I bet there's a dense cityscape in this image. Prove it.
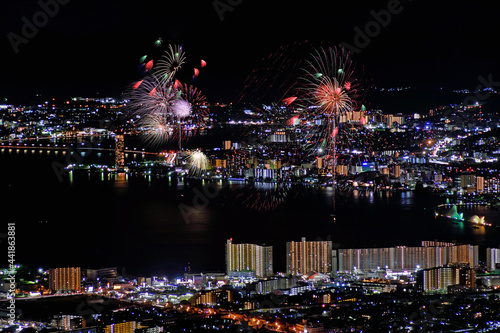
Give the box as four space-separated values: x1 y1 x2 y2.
2 0 500 332
2 85 500 332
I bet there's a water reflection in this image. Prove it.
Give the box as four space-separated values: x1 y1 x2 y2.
4 145 500 254
113 172 129 193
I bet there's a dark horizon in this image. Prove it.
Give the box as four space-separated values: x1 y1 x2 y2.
1 0 499 105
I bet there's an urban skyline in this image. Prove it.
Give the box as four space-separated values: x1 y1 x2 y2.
2 1 500 332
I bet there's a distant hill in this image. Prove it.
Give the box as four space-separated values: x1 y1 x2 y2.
364 87 500 115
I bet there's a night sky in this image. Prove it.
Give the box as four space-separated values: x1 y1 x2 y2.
1 0 498 104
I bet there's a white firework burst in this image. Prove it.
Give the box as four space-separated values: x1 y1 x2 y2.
173 99 192 119
188 150 208 175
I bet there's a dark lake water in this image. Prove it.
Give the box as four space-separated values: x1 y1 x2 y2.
2 144 500 278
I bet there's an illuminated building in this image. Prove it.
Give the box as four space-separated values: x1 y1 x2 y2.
268 131 289 143
460 174 476 192
53 315 82 330
254 277 299 294
214 159 227 168
487 248 500 271
192 289 235 306
64 328 97 333
135 327 163 333
338 243 478 273
115 134 125 168
485 177 499 193
383 114 405 128
449 244 479 266
286 237 333 275
49 267 81 292
476 176 485 192
460 267 477 290
225 239 273 278
336 165 349 175
421 241 456 247
84 267 118 281
338 110 365 123
379 166 389 175
192 290 217 306
423 266 460 293
104 322 142 333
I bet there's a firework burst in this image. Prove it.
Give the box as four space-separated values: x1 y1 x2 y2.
137 113 173 147
313 77 352 115
172 99 192 119
155 44 186 83
178 82 207 106
299 46 361 162
187 150 208 175
126 74 180 118
301 46 359 115
125 43 208 152
125 73 180 148
296 45 363 210
178 83 208 128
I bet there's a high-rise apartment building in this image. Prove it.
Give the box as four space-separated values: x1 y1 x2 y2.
104 322 142 333
225 239 273 278
423 266 460 292
476 176 485 192
286 237 333 275
338 243 478 273
487 248 500 271
49 267 81 292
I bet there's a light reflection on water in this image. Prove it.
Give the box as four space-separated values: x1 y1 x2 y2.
4 146 500 275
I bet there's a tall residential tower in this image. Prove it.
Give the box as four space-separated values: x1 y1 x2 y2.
225 239 273 278
49 267 81 292
286 237 333 275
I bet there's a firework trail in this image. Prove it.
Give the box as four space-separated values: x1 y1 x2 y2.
219 183 299 212
236 41 316 105
187 150 208 176
155 44 186 83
